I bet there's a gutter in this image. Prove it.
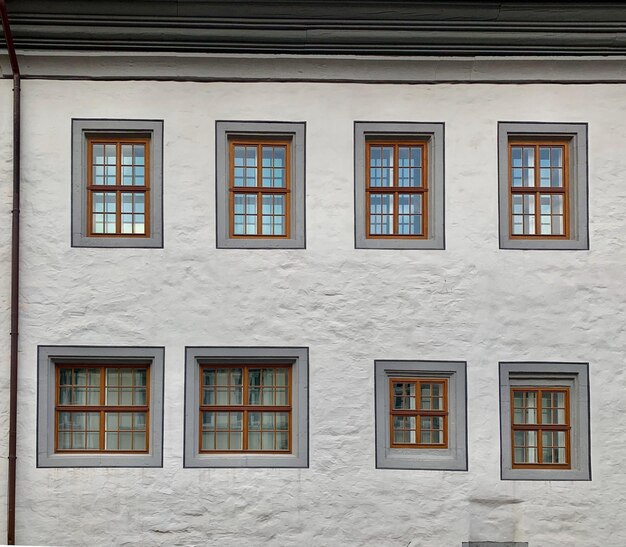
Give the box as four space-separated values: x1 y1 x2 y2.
0 1 20 544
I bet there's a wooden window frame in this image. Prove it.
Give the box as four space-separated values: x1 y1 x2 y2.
389 378 448 449
86 135 151 238
510 387 571 470
54 363 150 454
508 138 570 240
199 364 292 454
228 138 292 239
365 140 428 240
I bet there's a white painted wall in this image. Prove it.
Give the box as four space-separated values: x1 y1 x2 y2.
4 72 626 546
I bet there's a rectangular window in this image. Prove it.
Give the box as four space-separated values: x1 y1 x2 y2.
498 122 588 250
230 140 291 238
185 347 308 468
88 137 150 237
199 365 291 453
390 378 447 448
355 122 444 250
366 141 427 238
216 122 305 249
499 362 590 480
510 388 570 468
72 119 163 248
38 346 164 468
375 360 466 470
509 141 568 238
56 365 150 453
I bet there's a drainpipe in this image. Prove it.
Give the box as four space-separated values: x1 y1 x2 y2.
0 0 20 544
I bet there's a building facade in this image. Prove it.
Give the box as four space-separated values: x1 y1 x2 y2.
1 1 626 546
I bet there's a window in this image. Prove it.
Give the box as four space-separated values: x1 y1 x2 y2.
38 346 164 467
499 362 591 480
199 365 291 453
390 378 448 448
185 347 308 467
216 122 305 249
498 123 588 250
375 360 466 470
56 364 149 453
355 122 445 250
72 119 163 248
510 387 569 469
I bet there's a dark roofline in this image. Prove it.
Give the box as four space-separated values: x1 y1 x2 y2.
4 1 626 56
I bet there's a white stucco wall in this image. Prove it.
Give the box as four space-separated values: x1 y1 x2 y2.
4 72 626 545
0 78 13 545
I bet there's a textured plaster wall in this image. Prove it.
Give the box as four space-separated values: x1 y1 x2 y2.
6 78 626 546
0 78 13 543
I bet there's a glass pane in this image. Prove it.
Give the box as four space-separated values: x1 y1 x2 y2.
276 388 288 405
72 432 85 449
248 432 260 450
106 389 118 405
133 432 146 450
216 413 229 430
276 413 289 430
59 387 71 405
120 389 132 405
202 432 215 450
511 147 522 167
262 389 274 405
106 433 118 450
248 387 260 405
216 388 228 405
276 432 289 450
275 368 288 386
230 388 242 405
86 433 99 450
215 432 228 450
230 432 242 450
262 432 275 450
202 411 214 429
135 144 145 166
106 368 119 386
262 412 274 429
248 412 261 430
262 369 274 386
74 369 87 385
121 370 133 386
134 413 147 429
119 413 132 430
74 388 86 405
119 432 132 450
203 369 215 386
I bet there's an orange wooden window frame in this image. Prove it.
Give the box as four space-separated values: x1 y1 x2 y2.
199 364 292 454
389 378 448 449
508 139 570 239
365 141 428 239
87 136 151 237
54 363 150 454
510 387 571 469
228 138 292 239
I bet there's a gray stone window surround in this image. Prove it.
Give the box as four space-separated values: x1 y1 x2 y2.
498 122 589 250
215 121 306 249
354 122 445 250
375 360 467 470
499 362 591 481
184 346 309 468
71 118 164 248
37 345 165 468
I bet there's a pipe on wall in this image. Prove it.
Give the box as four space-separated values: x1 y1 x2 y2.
0 0 20 544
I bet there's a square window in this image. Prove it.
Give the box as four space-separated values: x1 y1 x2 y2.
355 123 445 249
216 122 305 249
72 119 163 248
498 123 588 250
499 362 591 480
184 347 308 467
375 360 466 470
37 346 164 467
